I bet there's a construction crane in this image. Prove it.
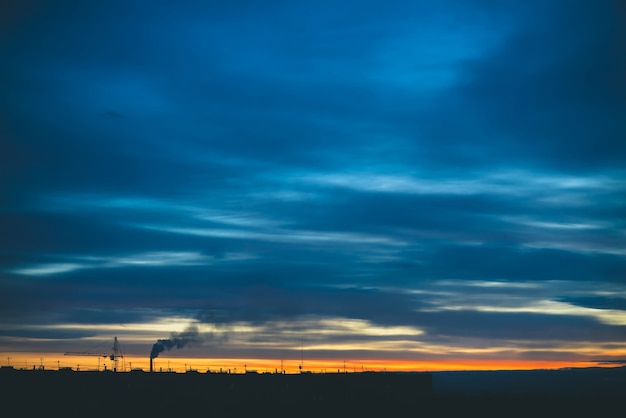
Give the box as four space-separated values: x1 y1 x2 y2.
64 336 125 372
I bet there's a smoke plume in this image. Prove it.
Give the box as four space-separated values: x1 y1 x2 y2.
150 325 202 359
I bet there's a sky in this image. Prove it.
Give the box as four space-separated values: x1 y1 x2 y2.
1 0 625 373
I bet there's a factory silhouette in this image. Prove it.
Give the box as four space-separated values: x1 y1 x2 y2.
3 336 625 417
3 365 626 418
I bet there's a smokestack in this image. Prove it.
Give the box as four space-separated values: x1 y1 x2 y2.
149 325 202 363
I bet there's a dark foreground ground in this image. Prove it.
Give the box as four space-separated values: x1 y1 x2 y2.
1 366 625 418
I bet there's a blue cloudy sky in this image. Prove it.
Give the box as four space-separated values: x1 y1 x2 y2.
1 0 625 369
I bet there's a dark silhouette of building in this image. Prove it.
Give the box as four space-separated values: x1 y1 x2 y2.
2 366 625 417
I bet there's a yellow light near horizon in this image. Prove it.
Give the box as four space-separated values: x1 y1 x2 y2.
4 352 623 374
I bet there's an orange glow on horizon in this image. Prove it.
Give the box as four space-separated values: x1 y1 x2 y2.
2 352 619 374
